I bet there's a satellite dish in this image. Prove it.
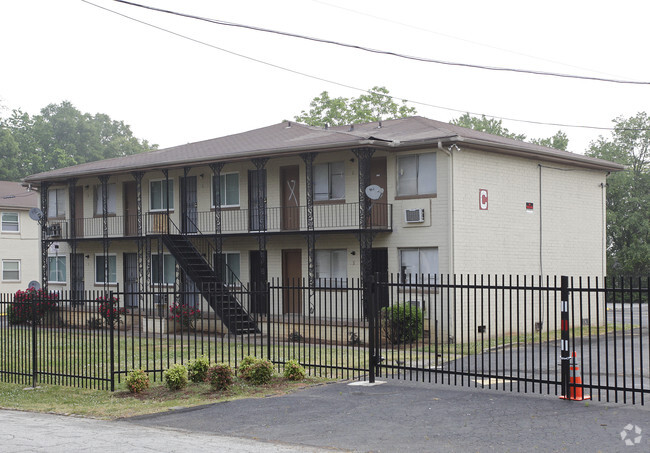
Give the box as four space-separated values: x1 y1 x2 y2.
29 207 43 222
28 281 41 290
365 185 384 200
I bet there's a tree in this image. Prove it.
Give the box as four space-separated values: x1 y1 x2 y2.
451 113 569 151
586 112 650 279
295 86 416 127
0 101 156 181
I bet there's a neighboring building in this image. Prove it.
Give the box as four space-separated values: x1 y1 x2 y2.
22 117 623 333
0 181 40 294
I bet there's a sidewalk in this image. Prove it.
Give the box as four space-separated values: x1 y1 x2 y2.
2 378 649 452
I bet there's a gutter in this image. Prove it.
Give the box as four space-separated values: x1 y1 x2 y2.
438 141 454 275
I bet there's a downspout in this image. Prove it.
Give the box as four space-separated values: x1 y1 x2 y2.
538 164 543 277
438 141 454 275
601 179 607 277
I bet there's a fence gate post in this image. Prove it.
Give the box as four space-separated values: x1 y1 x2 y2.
109 290 115 392
560 276 570 398
367 276 377 383
31 291 38 388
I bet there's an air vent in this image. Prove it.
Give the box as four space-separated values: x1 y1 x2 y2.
404 208 425 223
46 224 61 238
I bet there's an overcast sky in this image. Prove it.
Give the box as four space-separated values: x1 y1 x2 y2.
1 0 649 153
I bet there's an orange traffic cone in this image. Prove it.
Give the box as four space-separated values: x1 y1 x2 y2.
560 351 591 401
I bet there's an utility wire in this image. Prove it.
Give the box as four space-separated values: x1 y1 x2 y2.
111 0 650 86
83 1 647 132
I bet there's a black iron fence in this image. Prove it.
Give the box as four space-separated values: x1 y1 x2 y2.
0 275 648 405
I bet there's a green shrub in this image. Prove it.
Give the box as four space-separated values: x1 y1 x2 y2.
187 356 210 383
9 288 58 325
207 363 234 391
381 302 424 344
163 364 188 390
125 369 150 394
283 360 306 381
239 356 274 385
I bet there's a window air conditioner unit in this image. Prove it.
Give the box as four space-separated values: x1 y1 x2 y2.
46 224 62 238
404 208 425 223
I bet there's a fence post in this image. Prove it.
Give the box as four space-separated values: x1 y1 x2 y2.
560 276 570 399
367 275 376 383
31 291 38 388
109 290 115 392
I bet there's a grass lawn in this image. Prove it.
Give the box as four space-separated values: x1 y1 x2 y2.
0 376 332 420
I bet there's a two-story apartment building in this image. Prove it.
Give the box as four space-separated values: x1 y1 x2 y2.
22 117 622 334
0 181 40 294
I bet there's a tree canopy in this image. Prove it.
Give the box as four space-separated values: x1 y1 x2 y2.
0 101 156 181
451 113 569 151
294 86 417 127
586 112 650 279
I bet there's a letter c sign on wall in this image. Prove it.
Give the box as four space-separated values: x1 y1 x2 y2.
479 189 488 210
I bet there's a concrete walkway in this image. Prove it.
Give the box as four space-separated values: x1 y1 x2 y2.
2 378 649 452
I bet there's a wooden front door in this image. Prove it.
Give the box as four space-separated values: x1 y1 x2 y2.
123 253 138 307
71 253 84 306
74 186 84 237
282 249 302 314
370 157 388 228
181 176 198 234
281 165 300 230
123 181 137 236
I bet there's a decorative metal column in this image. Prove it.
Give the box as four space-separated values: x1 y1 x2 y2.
133 171 144 307
252 158 269 284
162 169 170 234
301 152 317 313
40 182 51 293
352 147 376 315
68 179 78 305
99 175 110 294
209 162 225 279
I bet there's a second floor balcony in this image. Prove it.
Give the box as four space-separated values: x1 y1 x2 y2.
45 202 392 240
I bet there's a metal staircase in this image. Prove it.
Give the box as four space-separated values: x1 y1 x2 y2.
161 234 259 335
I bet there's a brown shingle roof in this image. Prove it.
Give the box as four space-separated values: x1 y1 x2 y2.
0 181 39 210
23 116 623 183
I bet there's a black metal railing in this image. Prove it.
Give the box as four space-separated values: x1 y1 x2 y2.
0 275 647 405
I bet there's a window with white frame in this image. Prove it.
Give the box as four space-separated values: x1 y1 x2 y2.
399 248 439 283
397 153 437 196
95 255 117 284
48 188 66 218
48 255 67 283
94 183 117 215
212 173 240 207
152 254 176 285
1 212 19 232
315 249 347 287
150 179 174 211
2 260 20 281
314 162 345 201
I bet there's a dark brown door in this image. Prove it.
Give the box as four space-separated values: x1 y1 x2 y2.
282 249 302 314
74 186 84 237
123 181 137 236
372 248 389 309
281 165 300 230
249 250 268 314
370 157 387 228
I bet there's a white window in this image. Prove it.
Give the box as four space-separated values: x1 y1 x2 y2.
48 188 66 217
2 260 20 281
400 248 439 283
212 173 240 207
48 256 67 283
397 153 437 196
95 255 117 284
314 162 345 201
150 179 174 211
94 183 117 215
315 249 347 287
222 252 241 285
1 212 19 232
152 254 176 285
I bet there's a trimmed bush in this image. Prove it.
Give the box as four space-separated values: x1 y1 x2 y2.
97 295 126 328
283 360 306 381
207 363 234 391
239 356 274 385
381 302 424 344
163 364 188 390
9 288 58 325
125 369 150 394
187 356 210 383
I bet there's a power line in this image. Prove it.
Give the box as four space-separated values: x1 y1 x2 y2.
82 1 646 133
111 0 650 86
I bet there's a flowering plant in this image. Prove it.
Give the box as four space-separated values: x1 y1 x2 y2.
169 302 201 330
97 295 127 327
9 288 58 325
